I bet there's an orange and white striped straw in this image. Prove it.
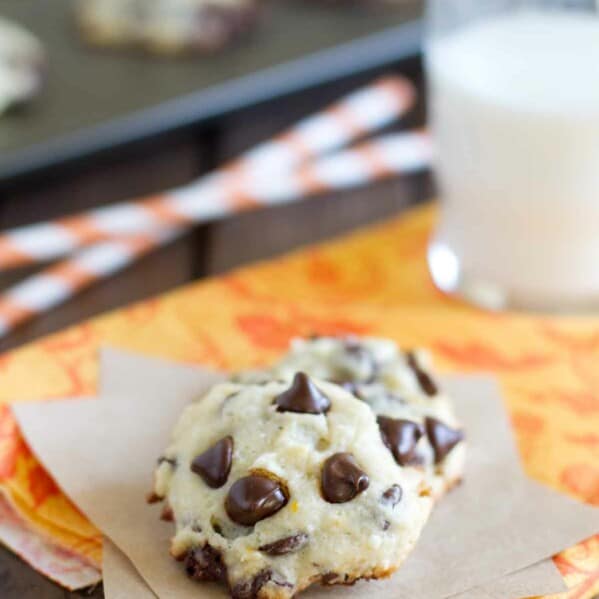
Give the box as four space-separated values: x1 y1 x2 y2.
225 130 433 205
0 229 182 338
0 130 432 339
0 76 416 271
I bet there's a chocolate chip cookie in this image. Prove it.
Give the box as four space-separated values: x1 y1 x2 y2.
0 17 44 114
75 0 259 55
152 374 433 598
241 336 466 500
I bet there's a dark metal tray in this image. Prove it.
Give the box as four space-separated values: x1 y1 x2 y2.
0 0 423 182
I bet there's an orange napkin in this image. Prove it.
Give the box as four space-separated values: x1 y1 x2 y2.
0 203 597 596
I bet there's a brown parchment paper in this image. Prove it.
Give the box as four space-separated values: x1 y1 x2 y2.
14 349 599 598
103 537 156 599
102 537 563 599
452 560 565 599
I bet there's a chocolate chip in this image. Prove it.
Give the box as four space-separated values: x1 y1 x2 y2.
157 456 177 467
425 417 464 464
322 572 340 585
343 341 370 365
231 569 292 599
146 492 163 504
381 484 403 508
377 416 425 466
275 372 331 414
191 436 233 488
184 545 227 582
321 453 369 503
406 352 439 396
259 533 309 556
382 520 391 531
211 520 223 536
160 505 174 522
225 474 288 526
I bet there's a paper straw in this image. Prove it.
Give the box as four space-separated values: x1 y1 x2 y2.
230 75 416 175
0 76 415 272
0 130 432 339
198 130 434 208
0 229 182 338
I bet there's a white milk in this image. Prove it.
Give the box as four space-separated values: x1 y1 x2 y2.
427 11 599 310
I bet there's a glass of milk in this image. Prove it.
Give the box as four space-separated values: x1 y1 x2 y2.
426 0 599 311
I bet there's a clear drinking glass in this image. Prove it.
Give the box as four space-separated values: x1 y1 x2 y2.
426 0 599 312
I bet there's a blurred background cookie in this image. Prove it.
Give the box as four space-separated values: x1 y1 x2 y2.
0 16 44 115
75 0 260 55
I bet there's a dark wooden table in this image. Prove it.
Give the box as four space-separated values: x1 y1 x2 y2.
0 64 433 597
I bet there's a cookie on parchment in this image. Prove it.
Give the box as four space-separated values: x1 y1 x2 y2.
76 0 259 55
152 373 433 598
241 336 466 500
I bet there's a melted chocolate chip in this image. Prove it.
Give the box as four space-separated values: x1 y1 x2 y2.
146 492 163 504
211 520 223 536
191 436 233 488
406 352 438 396
275 372 331 414
225 474 288 526
321 572 339 585
425 417 464 464
381 484 403 508
231 569 292 599
184 545 227 582
259 533 309 556
160 505 174 522
321 453 369 503
377 416 425 466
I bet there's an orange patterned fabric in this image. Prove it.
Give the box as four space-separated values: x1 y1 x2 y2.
0 203 598 596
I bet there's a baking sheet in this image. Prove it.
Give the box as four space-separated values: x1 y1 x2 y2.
0 0 422 181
